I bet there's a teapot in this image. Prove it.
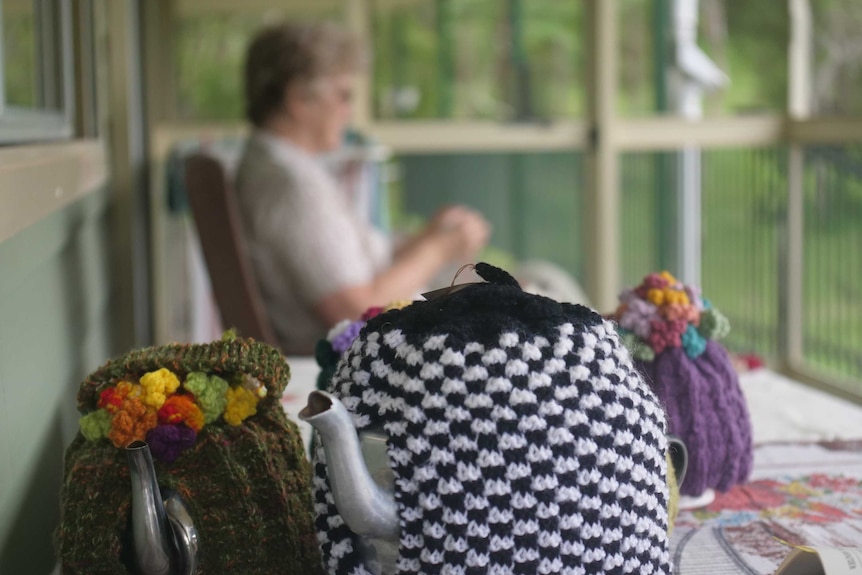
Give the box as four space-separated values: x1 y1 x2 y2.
300 391 400 570
125 441 199 575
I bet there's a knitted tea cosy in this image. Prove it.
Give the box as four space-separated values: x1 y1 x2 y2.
610 272 753 497
313 263 672 574
56 335 322 575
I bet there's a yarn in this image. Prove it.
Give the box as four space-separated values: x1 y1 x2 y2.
107 398 157 448
79 409 112 441
314 263 671 574
147 423 197 463
140 368 181 409
330 320 364 354
314 300 415 391
637 342 753 496
698 307 730 340
612 272 753 498
223 385 259 426
56 337 323 575
158 394 205 432
182 372 228 423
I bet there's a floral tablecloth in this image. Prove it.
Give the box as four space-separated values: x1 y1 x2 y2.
671 440 862 574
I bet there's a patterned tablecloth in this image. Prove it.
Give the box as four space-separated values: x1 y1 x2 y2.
282 359 862 574
671 440 862 574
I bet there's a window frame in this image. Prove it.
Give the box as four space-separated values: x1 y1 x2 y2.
0 0 75 143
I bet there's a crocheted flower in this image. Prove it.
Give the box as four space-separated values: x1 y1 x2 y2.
140 368 181 409
685 284 703 310
108 398 158 448
79 409 113 441
681 324 708 358
158 394 205 432
647 318 687 355
385 300 413 312
182 372 229 424
147 424 197 463
618 297 659 339
98 381 139 413
698 307 730 340
240 374 268 399
620 330 656 362
224 386 259 426
326 319 353 342
331 320 365 354
361 307 384 321
661 302 700 325
635 272 670 299
612 272 730 361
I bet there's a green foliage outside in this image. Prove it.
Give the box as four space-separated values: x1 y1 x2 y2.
168 2 862 386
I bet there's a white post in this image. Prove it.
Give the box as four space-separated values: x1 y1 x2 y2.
784 0 812 368
671 0 727 286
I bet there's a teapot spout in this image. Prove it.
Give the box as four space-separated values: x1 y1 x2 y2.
300 391 400 540
126 441 199 575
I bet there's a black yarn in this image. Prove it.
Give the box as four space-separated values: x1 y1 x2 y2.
365 264 601 349
474 261 521 287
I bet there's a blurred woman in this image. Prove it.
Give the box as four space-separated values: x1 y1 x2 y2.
236 21 490 354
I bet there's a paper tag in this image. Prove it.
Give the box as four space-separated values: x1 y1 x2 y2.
420 283 480 301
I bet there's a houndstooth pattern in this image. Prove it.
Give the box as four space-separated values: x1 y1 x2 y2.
312 318 671 575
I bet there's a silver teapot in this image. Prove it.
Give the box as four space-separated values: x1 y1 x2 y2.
125 441 199 575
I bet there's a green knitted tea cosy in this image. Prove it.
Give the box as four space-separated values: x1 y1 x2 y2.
55 336 323 574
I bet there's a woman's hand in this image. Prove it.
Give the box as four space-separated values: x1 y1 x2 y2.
426 205 491 262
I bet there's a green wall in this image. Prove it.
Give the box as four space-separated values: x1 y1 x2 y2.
0 188 116 574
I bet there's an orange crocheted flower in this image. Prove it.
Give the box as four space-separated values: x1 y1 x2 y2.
158 394 205 432
98 380 138 413
108 398 158 448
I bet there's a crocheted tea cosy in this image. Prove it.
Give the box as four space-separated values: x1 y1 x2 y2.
610 272 753 497
313 263 672 574
56 336 322 575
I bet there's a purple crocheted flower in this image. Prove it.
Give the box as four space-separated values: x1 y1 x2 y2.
147 424 197 463
618 297 659 339
330 320 365 354
685 284 703 310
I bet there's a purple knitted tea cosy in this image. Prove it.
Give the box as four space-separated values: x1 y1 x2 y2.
611 272 753 497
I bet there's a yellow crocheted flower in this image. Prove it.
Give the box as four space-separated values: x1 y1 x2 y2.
385 300 413 312
660 270 678 285
140 368 181 409
646 288 665 306
223 385 259 426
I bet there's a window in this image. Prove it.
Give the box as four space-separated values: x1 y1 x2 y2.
0 0 74 142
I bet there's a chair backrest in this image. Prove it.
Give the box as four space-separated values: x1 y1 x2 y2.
183 152 280 348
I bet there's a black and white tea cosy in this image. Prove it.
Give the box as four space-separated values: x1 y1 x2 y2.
312 263 672 574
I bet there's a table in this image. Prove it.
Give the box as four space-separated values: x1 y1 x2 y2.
282 359 862 574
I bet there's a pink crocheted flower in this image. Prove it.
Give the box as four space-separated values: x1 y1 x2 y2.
647 318 687 355
661 303 700 325
635 273 670 299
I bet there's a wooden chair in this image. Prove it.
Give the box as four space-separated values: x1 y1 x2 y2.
183 152 280 349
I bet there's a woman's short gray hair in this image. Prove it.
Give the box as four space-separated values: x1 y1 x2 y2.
244 21 362 127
